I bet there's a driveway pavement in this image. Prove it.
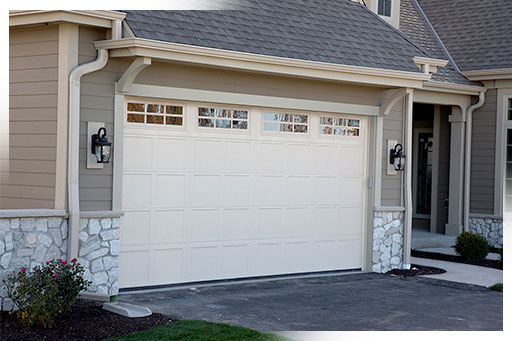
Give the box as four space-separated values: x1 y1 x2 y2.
119 273 502 331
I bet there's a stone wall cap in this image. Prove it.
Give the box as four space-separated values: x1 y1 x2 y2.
469 213 503 220
373 206 406 212
80 211 124 218
0 209 68 218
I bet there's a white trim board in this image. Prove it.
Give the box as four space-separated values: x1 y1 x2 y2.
119 84 380 116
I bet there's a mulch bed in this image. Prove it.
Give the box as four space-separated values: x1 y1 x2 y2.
0 299 174 341
386 264 446 277
411 249 503 270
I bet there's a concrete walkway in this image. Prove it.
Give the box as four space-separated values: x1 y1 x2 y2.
416 247 500 260
411 256 502 287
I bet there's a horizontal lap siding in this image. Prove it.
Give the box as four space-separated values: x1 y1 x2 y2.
381 100 404 206
470 89 497 214
3 26 59 209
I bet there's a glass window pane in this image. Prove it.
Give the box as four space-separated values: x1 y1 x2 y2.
147 115 164 124
233 110 248 119
264 122 278 131
166 106 182 115
334 127 346 135
280 124 293 132
293 114 308 123
198 118 214 127
216 119 231 128
279 114 290 122
320 117 332 125
320 126 332 135
347 128 360 136
199 108 215 117
334 118 345 126
347 119 360 127
508 99 512 120
146 104 163 113
217 109 230 118
127 103 145 112
127 113 145 123
232 120 248 129
294 124 308 133
264 113 278 121
166 116 183 126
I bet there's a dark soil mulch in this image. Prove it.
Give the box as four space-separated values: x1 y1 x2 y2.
386 264 446 277
411 249 503 270
0 299 174 341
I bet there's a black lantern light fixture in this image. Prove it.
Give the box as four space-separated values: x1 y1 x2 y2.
91 127 112 163
389 143 406 171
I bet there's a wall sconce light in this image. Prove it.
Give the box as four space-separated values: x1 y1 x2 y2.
91 127 111 163
389 143 406 171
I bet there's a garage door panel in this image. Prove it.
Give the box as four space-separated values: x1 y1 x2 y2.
254 175 285 206
338 147 364 176
256 208 283 238
284 207 313 237
258 143 286 173
187 246 219 280
192 174 222 206
121 211 151 244
187 209 222 242
339 207 363 235
253 243 284 275
313 207 339 236
221 245 249 277
119 250 150 287
285 144 313 174
124 136 153 171
338 239 363 269
152 249 183 284
152 210 184 243
154 174 186 207
123 174 152 209
312 176 340 205
222 208 254 240
193 139 225 172
224 141 253 172
284 241 312 271
156 138 187 171
339 178 363 206
313 145 340 175
286 176 311 206
223 175 251 206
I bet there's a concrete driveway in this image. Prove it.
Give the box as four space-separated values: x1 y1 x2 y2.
119 273 502 331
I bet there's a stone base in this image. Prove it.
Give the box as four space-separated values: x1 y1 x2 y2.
468 215 503 248
372 209 404 273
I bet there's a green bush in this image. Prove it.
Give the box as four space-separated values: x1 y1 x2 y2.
3 258 91 328
499 248 503 263
455 231 489 261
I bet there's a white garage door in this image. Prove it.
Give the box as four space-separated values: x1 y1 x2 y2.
119 98 368 288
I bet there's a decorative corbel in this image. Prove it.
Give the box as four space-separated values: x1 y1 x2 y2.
116 56 151 93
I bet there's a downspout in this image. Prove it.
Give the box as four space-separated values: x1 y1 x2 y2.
463 90 486 231
67 49 109 261
403 88 414 269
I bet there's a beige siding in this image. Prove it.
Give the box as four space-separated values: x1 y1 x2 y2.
77 31 405 210
436 105 451 233
3 26 59 209
381 100 404 206
470 89 497 214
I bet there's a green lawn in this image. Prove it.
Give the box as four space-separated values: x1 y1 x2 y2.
105 320 288 341
489 283 503 292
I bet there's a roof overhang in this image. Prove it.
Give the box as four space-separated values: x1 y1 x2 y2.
9 10 126 28
461 68 512 81
94 37 431 88
422 80 485 96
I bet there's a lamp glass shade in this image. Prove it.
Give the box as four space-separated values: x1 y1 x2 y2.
95 142 111 163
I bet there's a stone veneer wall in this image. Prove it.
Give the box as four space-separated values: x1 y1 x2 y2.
0 211 121 311
468 214 503 248
372 208 405 273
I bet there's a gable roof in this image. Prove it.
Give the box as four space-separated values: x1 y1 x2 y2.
399 0 478 85
123 0 430 75
417 0 512 72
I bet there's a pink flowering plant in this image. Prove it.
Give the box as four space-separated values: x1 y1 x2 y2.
3 258 91 328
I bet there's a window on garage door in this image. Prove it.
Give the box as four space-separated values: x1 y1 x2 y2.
126 100 184 127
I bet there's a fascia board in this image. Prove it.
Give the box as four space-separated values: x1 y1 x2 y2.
461 68 512 81
95 38 430 88
9 10 125 28
422 80 484 96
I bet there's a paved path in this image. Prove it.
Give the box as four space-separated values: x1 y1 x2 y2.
415 247 500 260
411 256 503 287
120 273 502 331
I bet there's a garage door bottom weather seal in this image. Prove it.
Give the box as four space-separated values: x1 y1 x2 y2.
119 268 363 294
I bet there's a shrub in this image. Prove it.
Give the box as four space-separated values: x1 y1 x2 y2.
455 231 489 261
499 248 503 263
3 258 91 328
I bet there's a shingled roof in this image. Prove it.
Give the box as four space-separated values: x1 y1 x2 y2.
123 0 431 75
399 0 478 85
417 0 512 72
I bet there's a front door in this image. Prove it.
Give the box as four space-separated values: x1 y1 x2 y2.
412 129 434 230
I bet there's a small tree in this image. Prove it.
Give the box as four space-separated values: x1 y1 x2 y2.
455 231 489 261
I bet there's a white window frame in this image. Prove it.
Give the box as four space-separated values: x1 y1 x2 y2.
496 90 512 215
124 97 186 129
196 106 250 131
318 114 362 138
262 111 310 135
